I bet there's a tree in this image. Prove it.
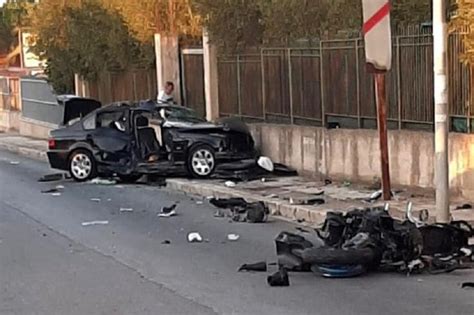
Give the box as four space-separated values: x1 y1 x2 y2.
0 0 35 54
194 0 264 51
30 0 143 93
195 0 431 49
451 0 474 65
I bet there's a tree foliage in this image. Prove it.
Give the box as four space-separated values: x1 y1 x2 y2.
196 0 431 49
451 0 474 65
0 0 34 54
30 0 145 93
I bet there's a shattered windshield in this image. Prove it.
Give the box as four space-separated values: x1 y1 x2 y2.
161 106 206 124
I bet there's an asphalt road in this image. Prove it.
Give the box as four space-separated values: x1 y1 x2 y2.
0 149 473 315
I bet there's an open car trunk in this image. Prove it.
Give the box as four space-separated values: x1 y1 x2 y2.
58 95 102 125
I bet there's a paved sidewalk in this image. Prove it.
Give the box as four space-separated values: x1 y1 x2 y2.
1 132 473 225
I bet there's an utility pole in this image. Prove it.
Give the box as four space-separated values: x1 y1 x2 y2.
433 0 450 223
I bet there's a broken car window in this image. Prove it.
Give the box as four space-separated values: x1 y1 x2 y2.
97 111 128 132
161 107 206 123
82 115 96 130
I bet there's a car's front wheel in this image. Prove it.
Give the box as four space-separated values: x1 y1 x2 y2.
69 149 97 182
187 144 216 178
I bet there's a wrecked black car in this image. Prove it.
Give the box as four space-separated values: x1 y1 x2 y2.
47 97 256 181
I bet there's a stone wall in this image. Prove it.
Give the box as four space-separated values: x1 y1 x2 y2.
250 124 474 200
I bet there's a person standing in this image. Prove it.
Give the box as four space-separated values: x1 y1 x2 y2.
157 81 175 104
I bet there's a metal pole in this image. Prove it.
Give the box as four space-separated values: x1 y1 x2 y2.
433 0 450 223
375 73 391 200
287 48 294 124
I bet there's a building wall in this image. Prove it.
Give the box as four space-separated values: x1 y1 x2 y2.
250 124 474 200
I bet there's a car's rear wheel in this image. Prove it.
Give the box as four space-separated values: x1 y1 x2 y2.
187 144 216 178
69 149 97 182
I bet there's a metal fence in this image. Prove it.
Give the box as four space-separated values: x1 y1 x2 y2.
218 30 473 133
88 69 157 106
21 78 62 125
0 76 20 111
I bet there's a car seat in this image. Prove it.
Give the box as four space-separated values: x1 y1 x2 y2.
136 115 162 160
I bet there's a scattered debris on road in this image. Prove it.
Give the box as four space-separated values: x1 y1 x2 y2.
267 268 290 287
41 188 60 194
187 232 203 243
51 192 62 197
90 198 101 203
56 185 65 190
462 282 474 289
81 220 109 226
119 207 134 213
38 173 67 182
238 261 267 272
161 240 171 245
225 181 237 188
210 198 269 223
9 161 20 165
227 234 240 241
158 204 177 217
90 178 117 185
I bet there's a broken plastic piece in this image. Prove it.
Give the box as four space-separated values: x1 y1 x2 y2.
238 261 267 272
158 210 176 217
187 232 203 243
267 268 290 287
38 173 65 182
225 181 236 188
81 221 109 226
258 156 274 172
120 208 134 212
9 161 20 165
161 204 177 214
90 178 117 185
56 185 65 190
462 282 474 289
41 188 60 194
161 240 171 245
91 198 101 203
227 234 240 241
51 192 62 197
196 201 203 205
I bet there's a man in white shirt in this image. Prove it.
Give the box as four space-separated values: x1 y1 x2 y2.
157 81 175 104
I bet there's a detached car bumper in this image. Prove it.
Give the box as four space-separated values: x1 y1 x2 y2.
47 151 69 170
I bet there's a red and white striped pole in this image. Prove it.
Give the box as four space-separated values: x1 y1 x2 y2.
362 0 392 200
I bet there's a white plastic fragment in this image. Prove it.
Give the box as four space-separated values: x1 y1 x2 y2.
56 185 65 190
227 234 240 241
90 198 101 203
81 220 109 226
196 201 203 205
90 178 117 185
9 161 20 165
187 232 203 243
51 192 62 197
158 210 176 217
119 208 134 212
258 156 274 172
225 181 236 188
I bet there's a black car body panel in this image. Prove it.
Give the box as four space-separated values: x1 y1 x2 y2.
47 101 256 177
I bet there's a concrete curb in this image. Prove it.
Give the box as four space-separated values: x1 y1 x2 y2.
0 142 48 162
167 179 329 225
